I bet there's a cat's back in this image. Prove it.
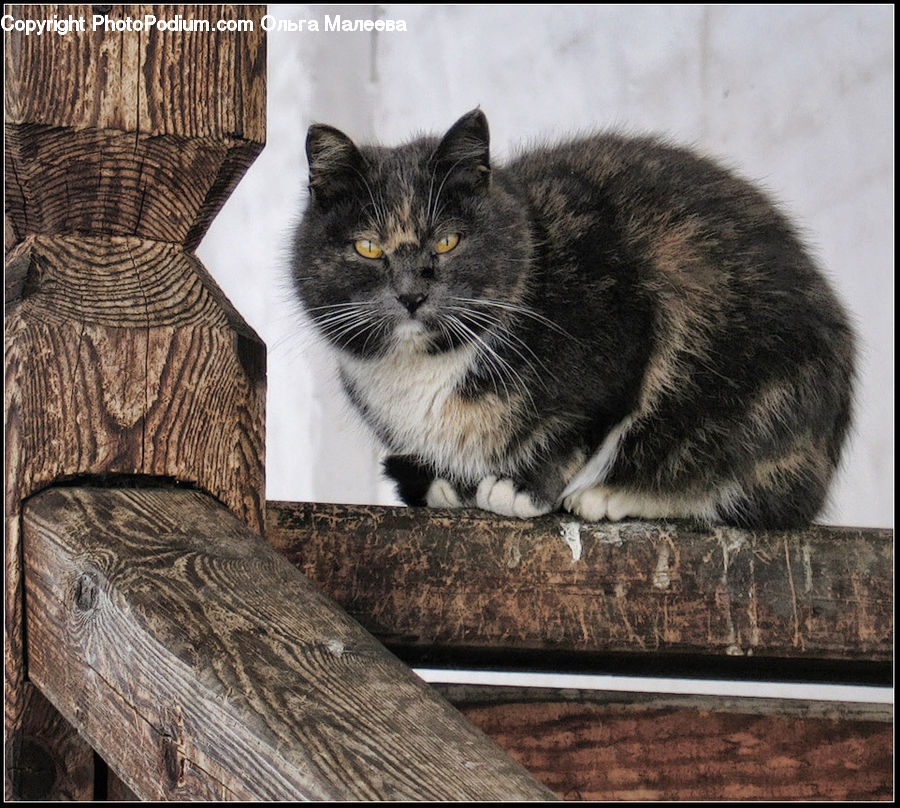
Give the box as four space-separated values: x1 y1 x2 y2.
502 130 849 326
505 131 793 237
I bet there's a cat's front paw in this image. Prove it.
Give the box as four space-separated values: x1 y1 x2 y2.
564 486 612 521
476 476 552 518
425 477 463 508
564 485 663 521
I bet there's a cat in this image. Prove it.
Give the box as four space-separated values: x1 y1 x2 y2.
291 109 855 529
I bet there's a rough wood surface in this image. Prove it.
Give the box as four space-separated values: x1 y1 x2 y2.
4 4 266 248
23 486 556 801
5 234 265 530
266 502 893 664
439 685 893 801
5 233 267 797
105 769 140 803
4 5 267 797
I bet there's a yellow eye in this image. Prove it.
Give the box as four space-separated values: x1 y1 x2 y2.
355 239 384 259
435 233 461 254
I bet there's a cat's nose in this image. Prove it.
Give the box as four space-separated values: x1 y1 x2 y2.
397 293 428 315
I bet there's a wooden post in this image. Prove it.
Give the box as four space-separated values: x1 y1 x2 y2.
22 486 555 800
5 4 266 798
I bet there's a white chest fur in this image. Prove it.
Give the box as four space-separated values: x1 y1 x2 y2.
339 343 512 480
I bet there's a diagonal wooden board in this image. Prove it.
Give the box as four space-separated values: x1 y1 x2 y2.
23 485 555 801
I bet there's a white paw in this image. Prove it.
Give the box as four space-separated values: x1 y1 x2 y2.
475 476 550 518
565 485 670 521
564 485 611 521
425 478 462 508
607 491 642 521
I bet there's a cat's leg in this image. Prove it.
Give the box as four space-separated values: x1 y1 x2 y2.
563 485 612 521
384 455 479 509
473 450 588 518
475 476 554 518
382 454 435 507
713 464 828 529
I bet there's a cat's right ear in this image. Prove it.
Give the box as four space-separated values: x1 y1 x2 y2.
306 124 366 208
432 108 491 191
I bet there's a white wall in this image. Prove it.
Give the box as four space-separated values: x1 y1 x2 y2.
198 4 893 528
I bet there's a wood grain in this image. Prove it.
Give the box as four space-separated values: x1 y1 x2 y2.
5 235 266 799
5 6 267 795
6 234 266 530
266 502 893 664
440 686 893 801
5 126 263 249
4 5 266 249
4 5 266 138
23 486 556 801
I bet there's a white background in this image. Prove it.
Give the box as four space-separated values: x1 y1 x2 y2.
199 4 893 530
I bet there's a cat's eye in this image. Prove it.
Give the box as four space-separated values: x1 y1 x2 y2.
355 239 384 259
435 233 461 254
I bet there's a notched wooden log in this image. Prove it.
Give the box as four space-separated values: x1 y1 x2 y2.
4 4 266 248
267 502 893 664
6 234 266 532
23 486 556 801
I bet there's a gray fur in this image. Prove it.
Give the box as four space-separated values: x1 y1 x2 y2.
292 110 855 528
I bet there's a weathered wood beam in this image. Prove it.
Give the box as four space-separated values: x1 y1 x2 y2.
266 502 893 667
4 4 266 249
438 685 893 801
4 5 266 797
23 486 556 801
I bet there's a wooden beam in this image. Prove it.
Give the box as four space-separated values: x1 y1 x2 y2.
23 486 556 801
266 502 893 667
438 685 893 801
4 5 266 796
4 3 266 249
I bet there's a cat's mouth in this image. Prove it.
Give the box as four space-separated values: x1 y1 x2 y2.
395 318 427 338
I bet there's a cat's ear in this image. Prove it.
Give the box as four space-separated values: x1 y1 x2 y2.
306 124 366 207
432 109 491 190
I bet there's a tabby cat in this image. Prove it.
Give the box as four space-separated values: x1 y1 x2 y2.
292 109 855 528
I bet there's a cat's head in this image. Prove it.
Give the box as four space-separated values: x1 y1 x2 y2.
293 109 533 358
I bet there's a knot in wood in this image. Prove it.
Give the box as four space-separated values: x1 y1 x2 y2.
74 572 99 612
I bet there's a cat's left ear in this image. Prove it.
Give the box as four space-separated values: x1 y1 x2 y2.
432 108 491 190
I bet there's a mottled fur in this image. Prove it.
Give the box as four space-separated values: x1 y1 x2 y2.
292 110 855 528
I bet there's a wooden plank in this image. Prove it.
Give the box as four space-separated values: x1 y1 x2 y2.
266 502 893 666
23 486 556 801
4 6 266 797
438 685 893 801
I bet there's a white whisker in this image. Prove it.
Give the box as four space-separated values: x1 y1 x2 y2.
451 296 580 341
442 313 536 412
445 305 555 387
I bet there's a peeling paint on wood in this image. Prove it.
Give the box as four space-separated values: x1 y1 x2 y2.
266 502 892 663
